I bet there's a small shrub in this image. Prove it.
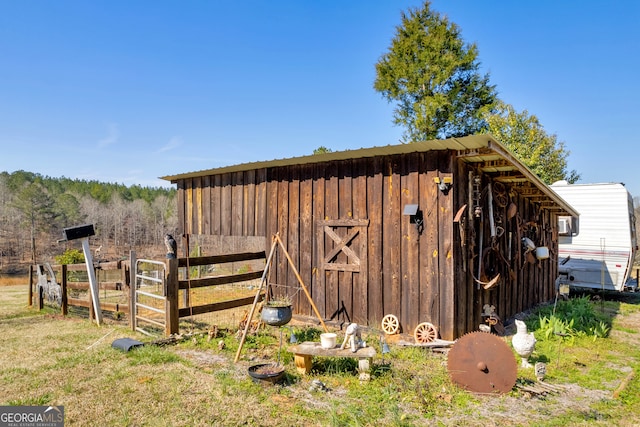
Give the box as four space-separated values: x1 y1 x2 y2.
532 295 611 340
55 249 85 265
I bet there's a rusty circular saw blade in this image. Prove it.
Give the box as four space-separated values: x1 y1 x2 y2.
447 331 517 394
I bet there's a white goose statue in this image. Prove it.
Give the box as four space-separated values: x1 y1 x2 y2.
512 319 536 368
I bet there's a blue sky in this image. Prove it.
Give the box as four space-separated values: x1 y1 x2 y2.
1 1 639 199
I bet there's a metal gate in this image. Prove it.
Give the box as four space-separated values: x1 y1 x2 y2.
133 259 167 336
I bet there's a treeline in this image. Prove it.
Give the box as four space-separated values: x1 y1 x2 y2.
0 170 177 270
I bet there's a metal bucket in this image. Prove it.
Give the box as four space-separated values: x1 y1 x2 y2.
261 305 292 326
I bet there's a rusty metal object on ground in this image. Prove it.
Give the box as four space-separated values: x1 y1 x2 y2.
447 331 517 394
381 314 400 335
414 322 438 344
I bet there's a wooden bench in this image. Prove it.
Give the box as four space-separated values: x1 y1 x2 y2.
288 341 377 381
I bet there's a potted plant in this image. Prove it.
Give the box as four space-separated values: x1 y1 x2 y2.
261 295 292 326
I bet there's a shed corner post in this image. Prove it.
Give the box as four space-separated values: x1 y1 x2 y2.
165 257 179 336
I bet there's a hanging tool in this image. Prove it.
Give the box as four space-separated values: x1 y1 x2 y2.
487 182 496 239
454 204 468 272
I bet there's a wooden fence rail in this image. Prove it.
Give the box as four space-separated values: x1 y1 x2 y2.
34 250 267 337
165 250 267 335
34 259 131 324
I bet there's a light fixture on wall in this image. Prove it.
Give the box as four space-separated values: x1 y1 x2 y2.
403 204 424 235
434 176 453 194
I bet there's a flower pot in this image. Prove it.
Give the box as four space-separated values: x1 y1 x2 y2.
261 304 292 326
320 332 337 349
248 363 285 385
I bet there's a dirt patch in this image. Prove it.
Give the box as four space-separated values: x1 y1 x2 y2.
174 349 228 368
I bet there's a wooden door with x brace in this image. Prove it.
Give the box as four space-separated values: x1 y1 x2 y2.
316 219 369 325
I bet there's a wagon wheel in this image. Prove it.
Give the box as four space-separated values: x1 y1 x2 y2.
414 322 438 344
381 314 400 335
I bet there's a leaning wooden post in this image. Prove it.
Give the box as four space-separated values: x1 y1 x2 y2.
275 234 328 332
234 236 278 363
165 257 179 336
59 224 102 325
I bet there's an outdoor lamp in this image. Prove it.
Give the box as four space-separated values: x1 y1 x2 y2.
403 204 424 235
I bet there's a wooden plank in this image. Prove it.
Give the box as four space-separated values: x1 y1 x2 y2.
211 174 222 235
276 167 290 293
202 175 212 235
244 170 256 236
67 281 125 291
351 158 368 324
185 179 194 234
288 341 376 358
177 251 266 267
312 163 326 318
452 159 467 337
367 156 383 326
317 219 369 227
231 172 244 236
67 297 90 308
436 152 455 340
421 152 439 333
255 168 267 237
220 173 232 236
403 153 421 331
178 294 263 317
265 168 279 264
338 160 354 323
324 161 340 321
63 261 119 271
323 263 361 272
382 155 402 320
288 166 301 306
177 180 185 235
100 302 128 312
299 164 314 316
194 176 203 234
178 271 264 289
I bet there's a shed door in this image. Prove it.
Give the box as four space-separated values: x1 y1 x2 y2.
317 219 369 324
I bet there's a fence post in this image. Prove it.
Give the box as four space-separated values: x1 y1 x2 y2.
61 264 68 316
38 282 44 310
28 265 34 306
130 251 136 332
165 258 179 336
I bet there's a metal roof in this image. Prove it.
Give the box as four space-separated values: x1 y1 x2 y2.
160 134 578 217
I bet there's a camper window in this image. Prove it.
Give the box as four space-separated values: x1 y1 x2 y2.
558 217 572 235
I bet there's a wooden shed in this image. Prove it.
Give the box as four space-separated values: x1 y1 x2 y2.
161 134 577 340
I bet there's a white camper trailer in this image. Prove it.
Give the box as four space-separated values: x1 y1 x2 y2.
551 181 637 292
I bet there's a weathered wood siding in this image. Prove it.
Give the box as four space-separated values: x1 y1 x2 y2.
175 150 560 340
452 158 560 338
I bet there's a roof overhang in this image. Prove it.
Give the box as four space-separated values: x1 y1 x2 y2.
160 134 578 217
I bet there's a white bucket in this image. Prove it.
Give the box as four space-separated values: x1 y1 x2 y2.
320 333 337 349
536 246 550 260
